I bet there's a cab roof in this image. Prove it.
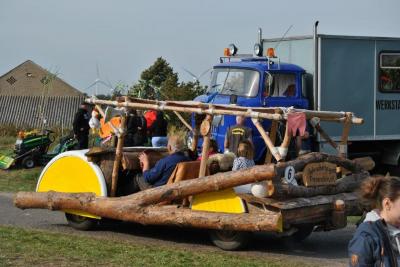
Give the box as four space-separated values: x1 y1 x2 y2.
214 57 305 73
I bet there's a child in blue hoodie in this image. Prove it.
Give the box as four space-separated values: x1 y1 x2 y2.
348 176 400 266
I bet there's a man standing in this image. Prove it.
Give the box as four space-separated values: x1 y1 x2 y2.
136 136 190 190
224 115 253 156
73 102 90 149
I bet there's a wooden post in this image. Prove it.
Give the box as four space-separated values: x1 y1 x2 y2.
199 115 213 177
110 100 128 197
95 104 105 118
191 128 199 152
310 117 338 150
339 113 352 158
173 111 193 132
265 121 278 164
251 118 282 162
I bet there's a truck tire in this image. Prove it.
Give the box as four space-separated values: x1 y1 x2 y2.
209 230 250 250
288 224 314 242
65 213 97 231
22 156 35 169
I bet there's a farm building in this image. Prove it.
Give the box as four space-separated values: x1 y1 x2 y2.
0 60 85 130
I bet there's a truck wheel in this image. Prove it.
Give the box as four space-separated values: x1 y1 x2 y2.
289 224 314 242
65 213 97 231
22 156 35 169
209 230 250 250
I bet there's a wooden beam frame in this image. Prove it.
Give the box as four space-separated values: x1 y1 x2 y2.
252 118 282 162
199 114 213 177
173 111 193 132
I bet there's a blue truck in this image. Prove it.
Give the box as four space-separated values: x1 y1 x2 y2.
194 22 400 170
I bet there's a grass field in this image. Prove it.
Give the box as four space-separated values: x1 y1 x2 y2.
0 226 315 267
0 167 41 192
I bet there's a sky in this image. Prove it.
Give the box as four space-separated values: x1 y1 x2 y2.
1 0 400 95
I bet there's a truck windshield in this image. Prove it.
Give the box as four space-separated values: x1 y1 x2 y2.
208 68 260 97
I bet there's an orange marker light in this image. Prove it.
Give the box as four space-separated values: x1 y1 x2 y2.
266 48 276 58
224 48 231 56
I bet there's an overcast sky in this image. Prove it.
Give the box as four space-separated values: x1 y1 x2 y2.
1 0 399 95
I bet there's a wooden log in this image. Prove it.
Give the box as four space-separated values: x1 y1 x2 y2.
353 157 375 171
14 191 281 231
275 152 366 177
14 163 280 232
85 97 364 124
86 98 283 121
199 115 213 177
16 163 276 209
252 118 282 162
339 113 352 158
110 114 126 197
310 117 338 150
173 111 193 132
267 171 369 199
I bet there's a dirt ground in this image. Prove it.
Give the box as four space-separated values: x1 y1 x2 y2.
0 192 354 266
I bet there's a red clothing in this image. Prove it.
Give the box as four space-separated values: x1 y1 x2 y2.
144 110 157 129
287 112 306 137
197 151 217 161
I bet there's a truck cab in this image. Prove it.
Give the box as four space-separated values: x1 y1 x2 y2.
194 50 309 162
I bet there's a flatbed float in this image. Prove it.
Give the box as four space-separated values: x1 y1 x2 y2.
14 96 372 250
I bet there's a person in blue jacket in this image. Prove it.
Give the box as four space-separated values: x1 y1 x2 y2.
348 176 400 266
135 135 190 190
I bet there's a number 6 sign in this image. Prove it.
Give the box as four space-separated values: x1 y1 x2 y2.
284 166 298 185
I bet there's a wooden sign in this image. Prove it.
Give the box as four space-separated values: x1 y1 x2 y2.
302 162 337 187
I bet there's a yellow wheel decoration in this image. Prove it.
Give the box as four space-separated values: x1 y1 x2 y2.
36 150 107 219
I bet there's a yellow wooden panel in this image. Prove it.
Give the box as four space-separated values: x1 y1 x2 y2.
191 188 245 214
37 155 102 219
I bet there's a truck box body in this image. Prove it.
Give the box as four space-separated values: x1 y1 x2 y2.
263 35 400 143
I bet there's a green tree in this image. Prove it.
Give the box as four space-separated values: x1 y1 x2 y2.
129 57 206 127
129 57 206 101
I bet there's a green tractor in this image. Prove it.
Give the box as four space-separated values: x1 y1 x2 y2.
0 130 78 169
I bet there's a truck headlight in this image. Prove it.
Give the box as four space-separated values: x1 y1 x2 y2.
254 43 263 56
229 44 238 56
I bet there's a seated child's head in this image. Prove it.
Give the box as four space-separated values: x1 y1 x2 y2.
210 139 218 153
237 140 254 160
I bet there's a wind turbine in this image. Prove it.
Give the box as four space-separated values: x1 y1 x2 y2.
85 63 114 96
181 67 212 83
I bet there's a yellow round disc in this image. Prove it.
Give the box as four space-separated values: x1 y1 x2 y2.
36 150 107 219
37 157 101 194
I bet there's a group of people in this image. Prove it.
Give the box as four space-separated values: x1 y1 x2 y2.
72 102 168 149
134 114 257 192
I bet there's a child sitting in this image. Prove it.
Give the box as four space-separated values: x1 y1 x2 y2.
232 140 255 194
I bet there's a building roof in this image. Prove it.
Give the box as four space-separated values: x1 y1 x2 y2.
0 60 83 96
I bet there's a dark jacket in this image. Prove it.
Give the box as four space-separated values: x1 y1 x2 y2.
150 112 167 137
348 219 398 267
125 114 147 146
143 152 190 186
73 108 90 136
